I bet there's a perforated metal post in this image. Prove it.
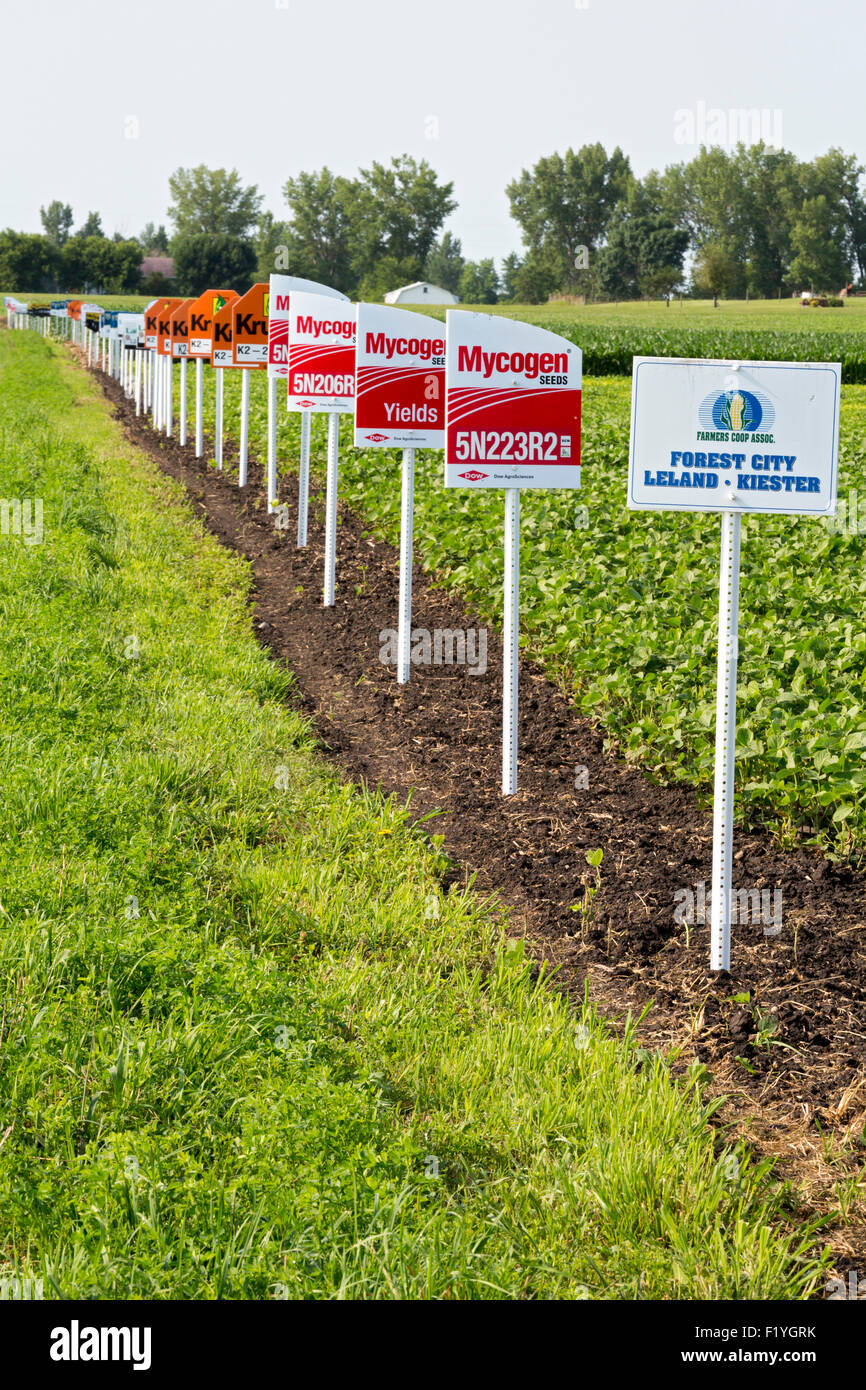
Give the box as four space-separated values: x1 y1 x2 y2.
215 368 224 469
134 350 141 416
397 448 415 684
195 357 203 456
238 369 250 486
710 510 742 972
502 487 520 796
179 356 187 445
267 374 277 512
323 412 339 607
166 357 173 438
297 410 311 546
157 355 164 430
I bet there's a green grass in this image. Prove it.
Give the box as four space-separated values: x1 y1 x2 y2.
0 328 831 1299
182 361 866 857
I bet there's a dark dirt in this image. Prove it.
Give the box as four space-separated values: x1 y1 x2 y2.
91 357 866 1268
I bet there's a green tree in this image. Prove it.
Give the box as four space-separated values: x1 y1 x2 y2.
691 240 743 305
281 168 358 292
352 156 456 285
599 215 687 300
168 167 262 241
75 211 103 239
40 201 73 247
172 232 256 295
58 236 141 293
507 144 633 293
499 252 522 301
808 148 866 283
509 249 562 304
110 238 145 293
459 258 500 304
424 231 464 293
789 196 851 292
0 231 57 291
656 148 749 297
139 221 170 254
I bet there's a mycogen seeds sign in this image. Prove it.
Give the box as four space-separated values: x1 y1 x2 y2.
286 292 356 412
267 274 349 379
628 357 840 515
445 311 581 488
354 303 445 449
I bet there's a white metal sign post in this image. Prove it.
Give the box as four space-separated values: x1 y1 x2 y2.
286 291 356 602
193 359 203 454
398 447 415 685
297 411 311 544
239 369 250 487
445 311 582 794
628 356 841 971
179 358 188 445
354 302 446 683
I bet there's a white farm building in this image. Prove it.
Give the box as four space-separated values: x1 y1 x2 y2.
384 281 459 306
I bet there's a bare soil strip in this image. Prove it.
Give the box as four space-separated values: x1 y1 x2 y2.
93 361 866 1266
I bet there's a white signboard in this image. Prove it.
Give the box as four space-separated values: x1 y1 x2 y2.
354 303 445 449
118 313 144 347
267 274 349 378
628 357 840 515
445 310 581 489
286 292 356 412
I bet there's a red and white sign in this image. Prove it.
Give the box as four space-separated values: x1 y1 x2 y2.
445 311 581 488
354 303 445 449
286 292 356 412
267 274 348 378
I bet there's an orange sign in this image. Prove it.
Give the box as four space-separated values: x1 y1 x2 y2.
186 288 237 358
169 300 194 358
210 297 236 368
156 298 183 355
145 296 174 349
231 282 269 368
67 300 82 321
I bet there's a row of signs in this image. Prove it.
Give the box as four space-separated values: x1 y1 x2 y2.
13 286 840 513
140 279 583 490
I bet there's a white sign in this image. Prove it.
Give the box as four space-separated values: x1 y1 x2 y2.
354 303 445 449
267 274 349 378
286 292 356 412
118 313 144 347
628 357 840 516
445 310 581 489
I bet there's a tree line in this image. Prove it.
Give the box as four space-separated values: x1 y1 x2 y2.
3 142 864 301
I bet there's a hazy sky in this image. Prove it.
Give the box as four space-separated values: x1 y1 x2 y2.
3 0 864 262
